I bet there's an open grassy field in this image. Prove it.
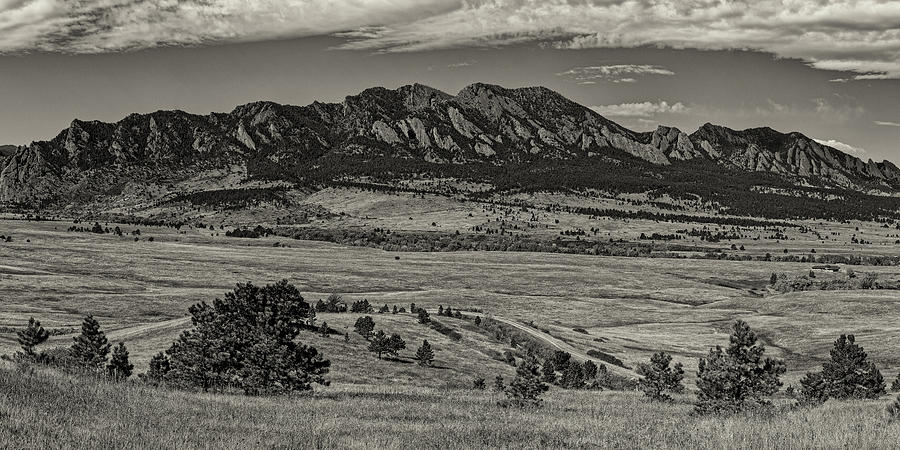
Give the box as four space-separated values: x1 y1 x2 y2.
2 364 899 449
2 217 899 386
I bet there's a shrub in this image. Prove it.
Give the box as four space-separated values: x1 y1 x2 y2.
637 352 684 402
892 375 900 392
695 320 785 415
472 376 486 390
354 316 375 340
887 395 900 423
415 340 435 366
70 315 111 370
501 357 548 408
164 280 330 395
800 334 885 402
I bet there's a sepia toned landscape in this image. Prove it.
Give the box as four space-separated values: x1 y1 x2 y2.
3 1 900 448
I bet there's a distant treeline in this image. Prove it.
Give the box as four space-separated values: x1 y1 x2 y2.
281 227 661 257
253 152 900 221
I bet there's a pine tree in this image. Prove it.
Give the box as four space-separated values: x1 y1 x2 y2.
502 357 549 408
417 309 431 324
164 280 330 394
472 376 486 390
892 375 900 392
637 352 685 401
438 305 444 316
354 316 375 340
70 315 111 369
319 321 329 337
582 360 599 381
16 317 50 357
368 331 406 359
560 360 585 389
107 342 134 381
695 320 785 415
141 352 170 384
307 308 317 327
770 273 778 285
415 340 435 366
493 375 505 392
801 334 885 402
392 305 399 314
541 360 557 384
344 332 350 343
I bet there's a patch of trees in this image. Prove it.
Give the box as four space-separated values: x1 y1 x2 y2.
4 315 134 382
771 272 883 292
225 225 275 239
288 226 657 258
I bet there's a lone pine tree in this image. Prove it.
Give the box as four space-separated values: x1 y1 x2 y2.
695 320 785 415
637 352 685 402
70 315 111 369
415 340 435 366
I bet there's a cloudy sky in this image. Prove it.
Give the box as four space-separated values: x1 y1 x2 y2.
0 0 898 161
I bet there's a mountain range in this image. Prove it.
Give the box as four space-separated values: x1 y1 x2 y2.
1 83 898 212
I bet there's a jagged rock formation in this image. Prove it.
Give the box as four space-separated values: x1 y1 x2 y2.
1 83 898 205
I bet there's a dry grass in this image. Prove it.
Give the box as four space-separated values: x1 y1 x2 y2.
2 218 900 385
2 364 899 449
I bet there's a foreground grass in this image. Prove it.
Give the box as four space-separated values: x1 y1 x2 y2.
2 366 898 449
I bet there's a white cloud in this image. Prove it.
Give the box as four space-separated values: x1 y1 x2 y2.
2 1 900 80
557 64 675 83
590 101 690 118
875 121 900 127
813 138 867 157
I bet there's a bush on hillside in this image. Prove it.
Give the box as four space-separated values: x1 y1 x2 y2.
163 280 330 395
